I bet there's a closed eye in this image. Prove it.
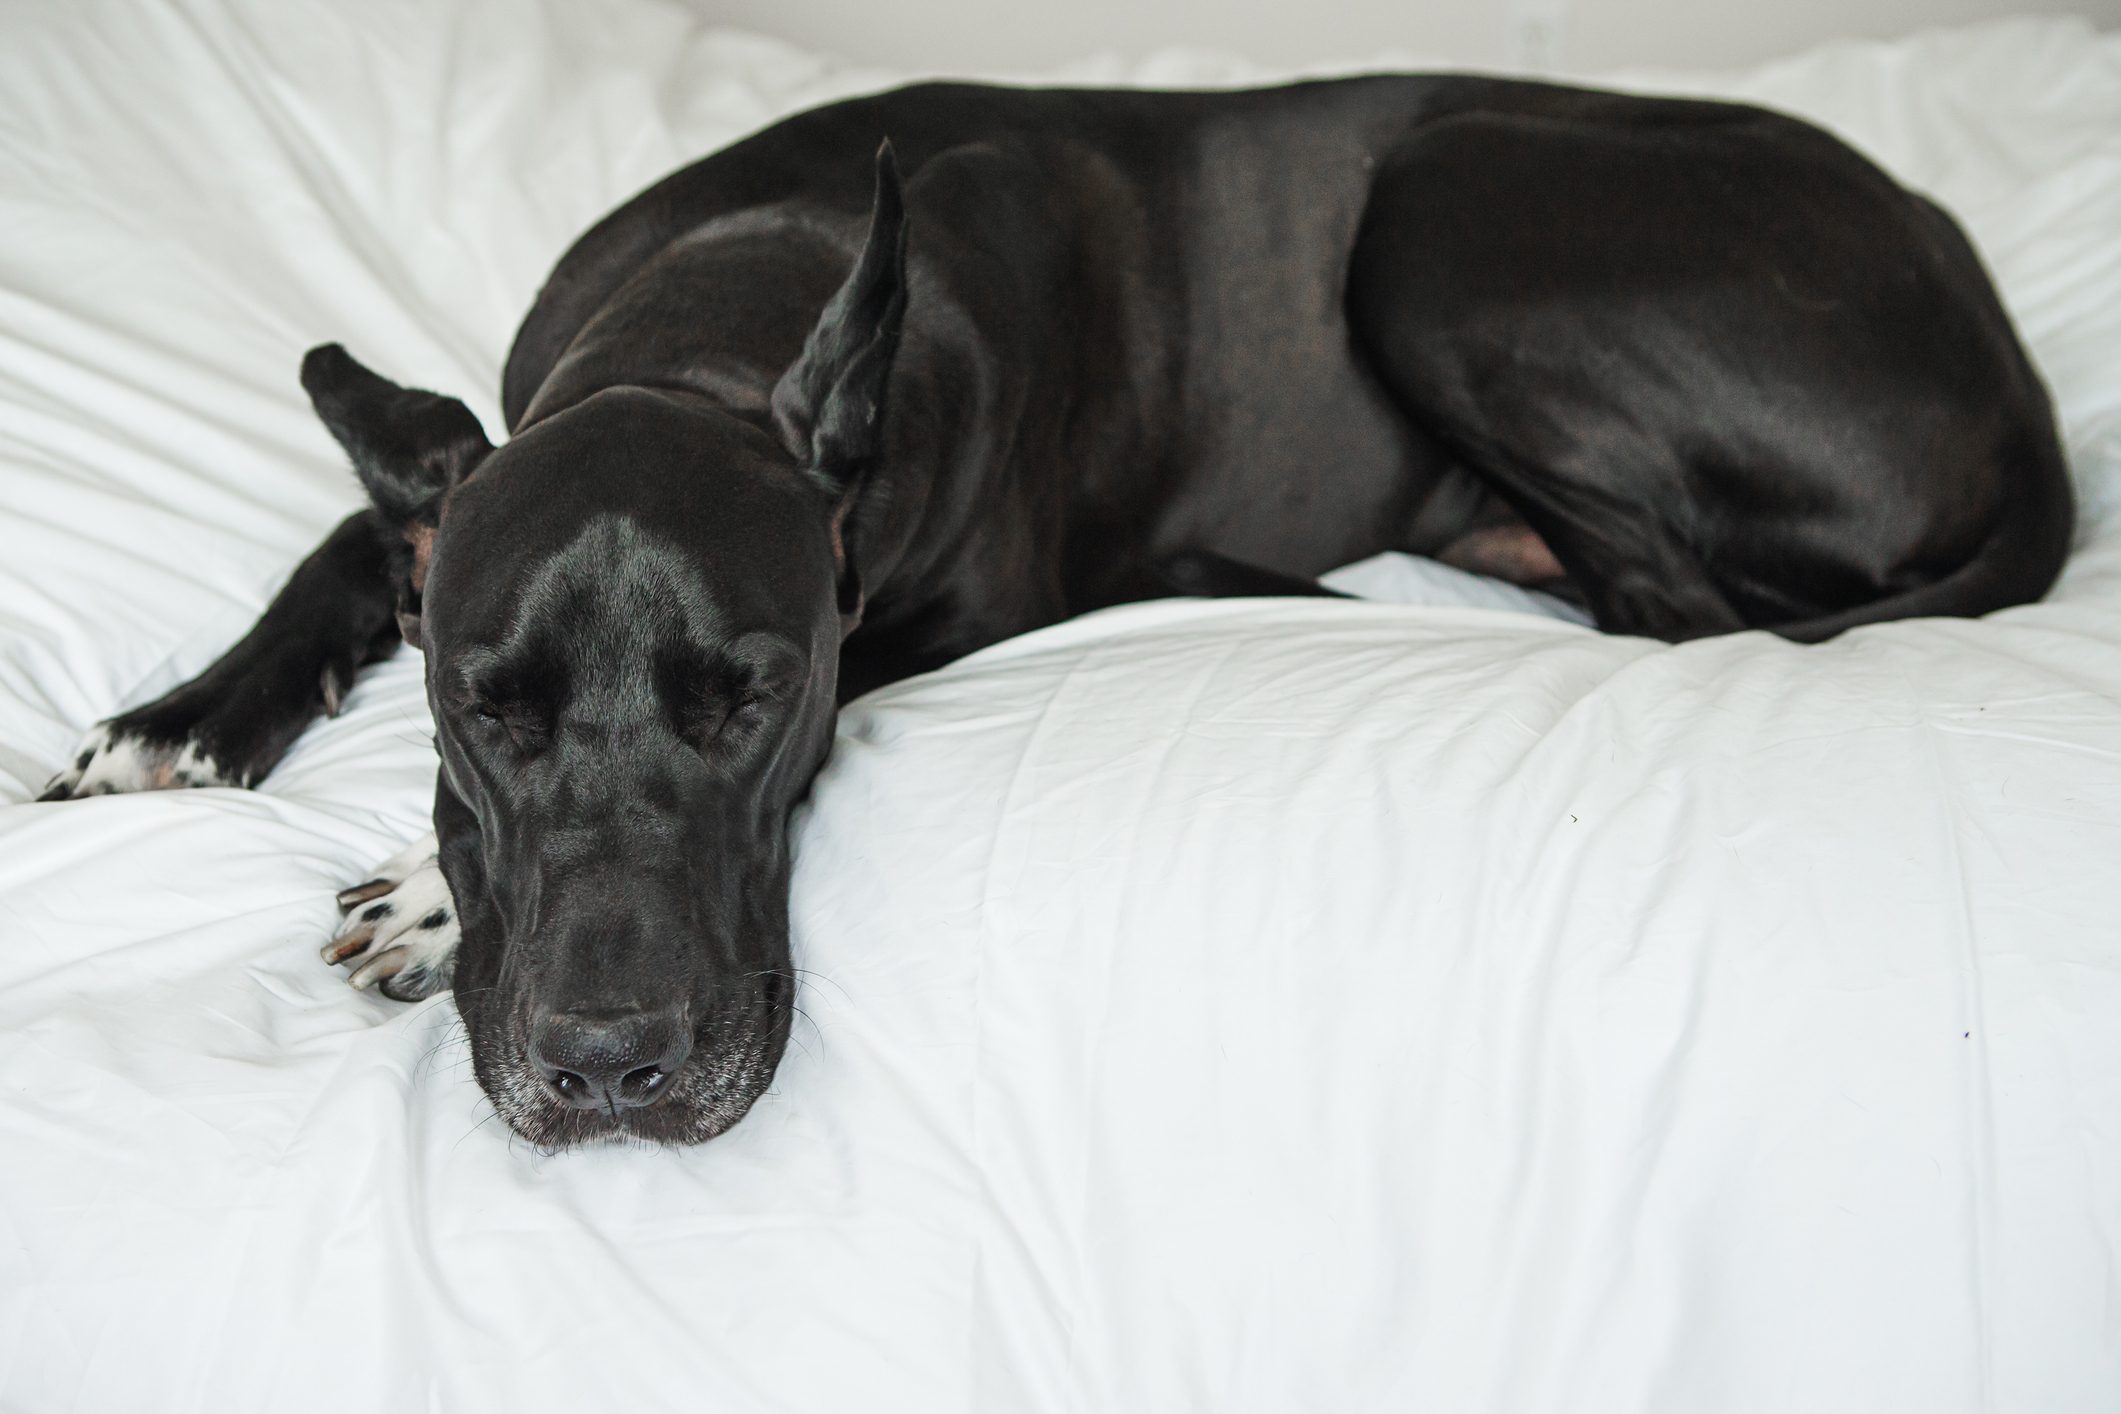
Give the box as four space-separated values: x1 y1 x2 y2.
462 693 552 752
687 685 769 744
659 655 788 750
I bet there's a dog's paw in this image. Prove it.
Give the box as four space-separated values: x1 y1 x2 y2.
325 833 458 1001
38 720 236 801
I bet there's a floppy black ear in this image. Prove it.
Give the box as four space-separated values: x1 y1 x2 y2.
300 343 491 648
300 343 492 532
771 141 908 487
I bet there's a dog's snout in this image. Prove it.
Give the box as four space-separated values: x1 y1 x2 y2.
528 1005 691 1112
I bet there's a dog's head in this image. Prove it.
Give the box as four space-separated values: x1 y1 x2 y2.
299 147 907 1148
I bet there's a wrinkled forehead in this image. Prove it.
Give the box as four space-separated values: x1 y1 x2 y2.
423 397 838 655
477 512 740 648
444 513 816 712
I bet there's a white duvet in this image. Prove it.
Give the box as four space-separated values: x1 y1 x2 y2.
3 4 2119 1411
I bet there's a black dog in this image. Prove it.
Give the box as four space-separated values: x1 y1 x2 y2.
43 77 2073 1148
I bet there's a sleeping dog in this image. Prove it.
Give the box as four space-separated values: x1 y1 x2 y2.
42 78 2072 1148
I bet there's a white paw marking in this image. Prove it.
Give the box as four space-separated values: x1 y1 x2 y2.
326 832 458 1001
41 723 235 800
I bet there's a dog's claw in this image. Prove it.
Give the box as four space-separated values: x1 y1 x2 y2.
347 940 454 1002
320 662 351 719
335 879 394 911
321 925 377 963
347 947 407 990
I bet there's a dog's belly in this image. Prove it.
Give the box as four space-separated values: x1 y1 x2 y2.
1117 100 1483 580
1147 368 1453 578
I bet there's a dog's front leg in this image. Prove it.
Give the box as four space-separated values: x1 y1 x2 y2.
41 509 400 799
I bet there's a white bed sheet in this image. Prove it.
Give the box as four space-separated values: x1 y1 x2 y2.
2 3 2119 1410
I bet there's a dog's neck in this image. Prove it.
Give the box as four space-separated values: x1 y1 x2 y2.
515 217 845 431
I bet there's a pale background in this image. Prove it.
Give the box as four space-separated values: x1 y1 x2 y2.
5 4 2121 1410
688 0 2121 73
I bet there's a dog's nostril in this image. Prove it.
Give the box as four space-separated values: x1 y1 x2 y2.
550 1068 588 1099
619 1065 669 1104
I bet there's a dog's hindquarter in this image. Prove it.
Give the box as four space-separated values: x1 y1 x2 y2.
1342 94 2072 636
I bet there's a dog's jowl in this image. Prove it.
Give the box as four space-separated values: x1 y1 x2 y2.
47 77 2073 1147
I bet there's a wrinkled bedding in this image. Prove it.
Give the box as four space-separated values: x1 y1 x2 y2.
2 3 2119 1410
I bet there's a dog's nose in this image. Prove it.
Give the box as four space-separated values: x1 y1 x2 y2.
528 1006 692 1112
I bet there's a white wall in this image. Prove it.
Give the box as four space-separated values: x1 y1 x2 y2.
686 0 2119 75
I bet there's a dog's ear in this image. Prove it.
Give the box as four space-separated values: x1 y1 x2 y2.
300 343 492 647
771 141 908 634
302 343 491 526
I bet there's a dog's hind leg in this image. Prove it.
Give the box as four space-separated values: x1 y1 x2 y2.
41 509 401 799
1344 126 1756 641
